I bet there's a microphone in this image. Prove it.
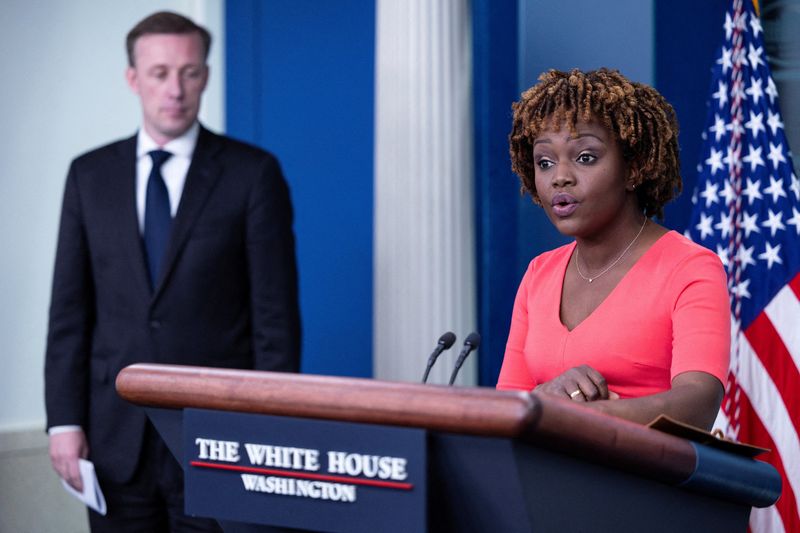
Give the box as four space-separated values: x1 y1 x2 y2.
448 332 481 385
421 332 457 384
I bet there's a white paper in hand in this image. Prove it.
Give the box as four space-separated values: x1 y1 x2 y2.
60 459 107 515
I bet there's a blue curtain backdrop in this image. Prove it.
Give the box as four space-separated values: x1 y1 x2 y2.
226 0 375 377
472 0 520 385
655 0 730 233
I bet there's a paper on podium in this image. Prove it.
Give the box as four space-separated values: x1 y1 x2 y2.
60 459 107 515
647 415 769 457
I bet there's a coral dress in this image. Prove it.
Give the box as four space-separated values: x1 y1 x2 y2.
497 231 730 398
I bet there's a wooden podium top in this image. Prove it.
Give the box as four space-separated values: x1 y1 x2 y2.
117 363 699 485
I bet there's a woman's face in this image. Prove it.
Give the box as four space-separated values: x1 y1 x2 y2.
532 118 636 239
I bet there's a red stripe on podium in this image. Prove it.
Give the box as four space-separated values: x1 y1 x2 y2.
190 461 414 490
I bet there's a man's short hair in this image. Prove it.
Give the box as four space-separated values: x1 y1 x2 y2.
126 11 212 67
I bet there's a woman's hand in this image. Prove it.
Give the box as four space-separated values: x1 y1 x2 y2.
535 370 723 430
533 365 618 401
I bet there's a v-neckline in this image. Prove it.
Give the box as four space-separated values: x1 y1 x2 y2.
557 231 674 333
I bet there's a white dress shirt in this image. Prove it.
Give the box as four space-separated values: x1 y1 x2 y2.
135 122 199 232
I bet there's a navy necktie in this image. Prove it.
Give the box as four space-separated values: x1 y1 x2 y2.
144 150 173 289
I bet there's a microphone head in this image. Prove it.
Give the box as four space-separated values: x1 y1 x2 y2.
464 332 481 348
438 331 456 349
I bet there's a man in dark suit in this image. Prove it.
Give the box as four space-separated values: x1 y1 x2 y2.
44 11 300 531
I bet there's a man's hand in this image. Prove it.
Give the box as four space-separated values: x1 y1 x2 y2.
49 429 89 491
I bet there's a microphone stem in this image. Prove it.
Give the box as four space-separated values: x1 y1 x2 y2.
421 345 444 384
448 350 471 385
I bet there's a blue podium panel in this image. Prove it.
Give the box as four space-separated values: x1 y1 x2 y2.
183 409 426 533
428 434 751 533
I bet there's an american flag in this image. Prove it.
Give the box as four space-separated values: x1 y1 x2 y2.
687 0 800 530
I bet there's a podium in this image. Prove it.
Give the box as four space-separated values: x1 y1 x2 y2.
116 364 780 532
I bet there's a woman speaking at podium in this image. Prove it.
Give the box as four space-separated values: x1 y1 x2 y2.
496 68 729 430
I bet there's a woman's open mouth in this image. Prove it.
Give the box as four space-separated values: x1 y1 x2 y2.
551 193 579 217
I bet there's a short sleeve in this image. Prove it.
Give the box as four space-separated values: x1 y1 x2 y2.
669 249 731 386
497 263 537 391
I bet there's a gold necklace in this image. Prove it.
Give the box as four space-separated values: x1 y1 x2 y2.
574 217 648 283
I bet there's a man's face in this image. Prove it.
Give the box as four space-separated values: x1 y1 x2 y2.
126 32 208 145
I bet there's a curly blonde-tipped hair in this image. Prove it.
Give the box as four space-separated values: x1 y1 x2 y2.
509 68 681 218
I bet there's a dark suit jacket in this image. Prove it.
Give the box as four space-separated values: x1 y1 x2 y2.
44 126 301 483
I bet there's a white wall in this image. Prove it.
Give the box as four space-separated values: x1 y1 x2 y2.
0 0 225 432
